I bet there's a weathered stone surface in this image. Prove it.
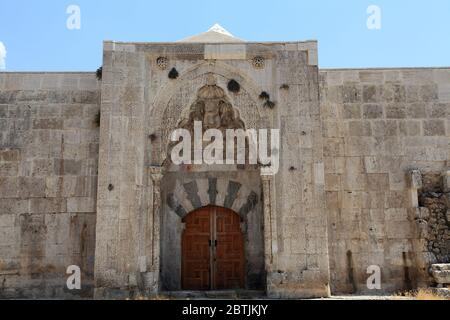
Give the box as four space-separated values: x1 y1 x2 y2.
1 41 449 300
423 119 446 136
362 104 383 119
223 181 242 209
431 264 450 284
183 181 202 210
321 68 450 295
410 170 423 189
0 72 99 299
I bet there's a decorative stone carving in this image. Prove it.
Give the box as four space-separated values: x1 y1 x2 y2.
413 207 430 220
410 170 423 189
152 63 265 166
431 264 450 285
178 84 244 131
415 219 429 239
156 57 168 70
252 56 265 69
165 75 247 165
409 169 422 208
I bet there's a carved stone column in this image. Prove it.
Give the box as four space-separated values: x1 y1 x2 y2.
145 166 164 293
261 169 278 273
409 169 422 208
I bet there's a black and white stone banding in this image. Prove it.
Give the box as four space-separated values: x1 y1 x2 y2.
166 193 187 218
183 181 202 210
224 181 242 209
166 179 258 219
239 191 259 217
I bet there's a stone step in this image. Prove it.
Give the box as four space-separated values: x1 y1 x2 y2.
161 290 266 300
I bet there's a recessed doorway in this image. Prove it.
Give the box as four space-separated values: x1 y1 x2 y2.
181 206 245 290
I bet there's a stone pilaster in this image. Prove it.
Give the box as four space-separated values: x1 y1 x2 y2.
261 169 278 290
145 166 164 293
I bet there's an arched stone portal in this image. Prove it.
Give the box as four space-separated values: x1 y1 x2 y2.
182 206 245 290
94 38 331 299
158 76 266 291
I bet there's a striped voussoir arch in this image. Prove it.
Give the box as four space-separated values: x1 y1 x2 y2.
166 178 259 219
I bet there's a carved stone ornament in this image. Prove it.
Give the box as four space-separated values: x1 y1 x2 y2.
165 74 247 165
252 56 265 69
156 57 169 70
178 75 244 132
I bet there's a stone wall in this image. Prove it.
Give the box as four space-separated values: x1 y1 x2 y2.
1 50 448 300
270 47 330 298
0 72 100 298
319 68 450 294
418 173 450 266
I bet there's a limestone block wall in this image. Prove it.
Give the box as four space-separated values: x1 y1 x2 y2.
319 68 450 294
0 72 100 298
269 48 330 298
94 43 148 296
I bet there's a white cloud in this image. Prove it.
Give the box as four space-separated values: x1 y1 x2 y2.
0 42 6 70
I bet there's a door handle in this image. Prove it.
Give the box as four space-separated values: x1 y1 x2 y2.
215 240 217 247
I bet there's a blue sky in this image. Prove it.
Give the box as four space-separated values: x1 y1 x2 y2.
0 0 449 71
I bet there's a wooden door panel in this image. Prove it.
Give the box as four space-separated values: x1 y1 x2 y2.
182 208 211 290
215 207 244 289
182 206 244 290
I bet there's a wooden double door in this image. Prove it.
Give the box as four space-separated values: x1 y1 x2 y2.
181 206 245 290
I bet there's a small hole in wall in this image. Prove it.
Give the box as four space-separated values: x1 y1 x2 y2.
289 166 297 171
108 184 114 191
149 134 157 142
227 79 240 93
168 68 179 79
280 84 290 90
264 100 276 109
259 91 270 100
94 111 101 127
